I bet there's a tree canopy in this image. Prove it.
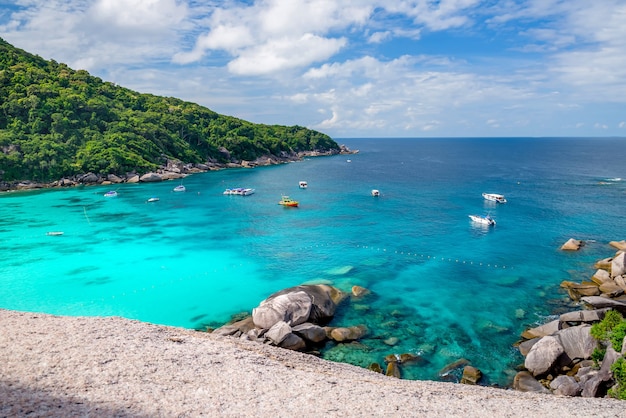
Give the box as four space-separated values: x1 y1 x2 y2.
0 37 339 182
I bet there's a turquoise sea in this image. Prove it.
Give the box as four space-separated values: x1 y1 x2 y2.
2 137 625 386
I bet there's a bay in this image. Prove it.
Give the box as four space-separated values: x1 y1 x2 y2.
1 137 625 385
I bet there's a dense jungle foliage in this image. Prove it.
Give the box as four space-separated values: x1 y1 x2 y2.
0 37 339 182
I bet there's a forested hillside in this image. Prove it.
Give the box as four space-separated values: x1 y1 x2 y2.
0 37 339 182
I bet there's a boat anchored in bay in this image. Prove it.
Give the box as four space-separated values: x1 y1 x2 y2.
278 196 299 207
482 193 507 203
469 214 496 226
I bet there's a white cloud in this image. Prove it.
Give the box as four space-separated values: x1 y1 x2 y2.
385 0 481 31
368 31 391 44
174 0 373 74
90 0 188 31
227 34 347 76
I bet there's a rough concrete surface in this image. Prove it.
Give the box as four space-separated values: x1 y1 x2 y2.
1 310 624 417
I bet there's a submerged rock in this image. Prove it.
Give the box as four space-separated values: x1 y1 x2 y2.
329 325 368 342
326 266 354 275
351 285 371 298
439 358 470 377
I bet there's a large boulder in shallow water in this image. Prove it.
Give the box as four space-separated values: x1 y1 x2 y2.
561 238 583 251
252 284 344 329
252 291 312 329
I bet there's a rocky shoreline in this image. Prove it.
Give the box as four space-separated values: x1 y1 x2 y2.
511 239 626 398
0 145 356 192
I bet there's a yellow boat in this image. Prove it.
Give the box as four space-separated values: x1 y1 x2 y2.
278 196 299 207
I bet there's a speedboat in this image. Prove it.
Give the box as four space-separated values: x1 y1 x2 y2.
482 193 507 203
147 197 159 202
371 189 380 197
469 214 496 226
46 231 64 236
104 191 118 197
173 185 186 192
299 181 308 189
278 196 299 207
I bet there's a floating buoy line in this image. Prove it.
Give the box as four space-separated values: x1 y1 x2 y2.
297 243 512 270
101 243 512 302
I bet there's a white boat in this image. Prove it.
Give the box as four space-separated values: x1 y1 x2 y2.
104 191 118 197
469 214 496 226
299 181 308 189
46 231 64 236
482 193 507 203
147 197 159 202
371 189 380 197
223 188 255 196
173 185 186 192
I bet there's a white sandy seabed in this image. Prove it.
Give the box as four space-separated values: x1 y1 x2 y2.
0 309 624 417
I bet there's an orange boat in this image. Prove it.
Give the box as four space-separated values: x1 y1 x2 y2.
278 196 299 207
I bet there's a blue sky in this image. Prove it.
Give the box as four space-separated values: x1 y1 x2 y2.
1 0 625 138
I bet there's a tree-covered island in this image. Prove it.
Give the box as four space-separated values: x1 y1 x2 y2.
0 37 349 190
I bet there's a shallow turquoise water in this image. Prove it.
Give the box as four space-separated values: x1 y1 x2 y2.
2 137 625 385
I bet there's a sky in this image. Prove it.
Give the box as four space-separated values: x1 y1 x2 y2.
1 0 625 138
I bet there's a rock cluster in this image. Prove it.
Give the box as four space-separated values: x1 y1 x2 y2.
213 284 361 352
514 240 626 397
0 146 358 192
213 282 484 384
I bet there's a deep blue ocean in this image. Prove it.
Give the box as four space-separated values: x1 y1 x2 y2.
2 137 625 386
